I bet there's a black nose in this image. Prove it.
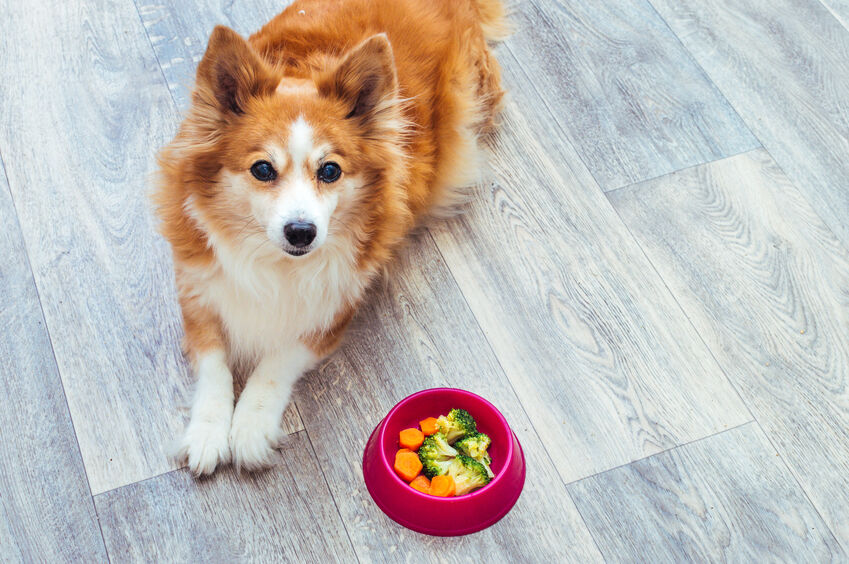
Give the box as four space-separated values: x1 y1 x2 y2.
283 221 317 248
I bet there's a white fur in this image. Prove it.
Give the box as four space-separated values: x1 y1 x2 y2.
266 173 338 253
182 192 367 359
229 344 316 470
288 116 313 165
176 350 234 476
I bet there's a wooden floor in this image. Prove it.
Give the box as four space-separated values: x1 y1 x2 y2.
1 0 848 561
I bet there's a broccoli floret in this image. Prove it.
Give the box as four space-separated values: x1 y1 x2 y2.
436 408 477 444
417 433 458 478
447 454 492 495
454 433 494 478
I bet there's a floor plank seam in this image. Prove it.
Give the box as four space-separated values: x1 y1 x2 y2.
129 0 183 114
604 179 765 424
0 150 112 561
644 0 849 257
565 419 754 490
609 174 847 548
93 430 313 501
502 12 759 198
751 420 848 553
605 172 762 423
92 466 182 500
424 226 608 560
643 0 762 149
816 0 849 33
604 146 761 197
299 425 360 563
500 43 612 196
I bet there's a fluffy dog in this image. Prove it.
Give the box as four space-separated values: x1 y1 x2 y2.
153 0 507 475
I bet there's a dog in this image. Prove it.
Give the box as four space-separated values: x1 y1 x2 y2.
153 0 508 475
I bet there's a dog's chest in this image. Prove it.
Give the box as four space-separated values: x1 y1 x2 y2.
190 248 366 358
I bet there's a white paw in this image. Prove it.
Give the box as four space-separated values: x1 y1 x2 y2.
229 404 283 472
176 411 232 476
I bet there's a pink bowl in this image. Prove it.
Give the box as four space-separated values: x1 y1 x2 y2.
362 388 526 536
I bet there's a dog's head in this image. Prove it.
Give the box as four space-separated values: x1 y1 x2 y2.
174 26 407 261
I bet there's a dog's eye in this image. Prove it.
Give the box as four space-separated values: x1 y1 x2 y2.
317 162 341 183
250 160 277 182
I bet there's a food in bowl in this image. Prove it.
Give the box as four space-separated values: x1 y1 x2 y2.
392 408 495 496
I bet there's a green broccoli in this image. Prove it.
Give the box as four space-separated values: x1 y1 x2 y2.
454 433 494 478
436 408 477 444
447 454 492 495
417 433 458 478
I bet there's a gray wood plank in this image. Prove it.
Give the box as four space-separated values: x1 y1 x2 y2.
0 164 107 561
136 0 285 110
650 0 849 255
568 423 845 562
609 148 849 547
429 51 751 484
820 0 849 33
95 431 356 563
504 0 757 191
0 0 299 495
296 231 603 563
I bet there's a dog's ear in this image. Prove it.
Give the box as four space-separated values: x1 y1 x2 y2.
194 26 276 116
317 34 398 126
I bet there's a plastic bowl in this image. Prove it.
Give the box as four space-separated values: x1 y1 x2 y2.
362 388 526 536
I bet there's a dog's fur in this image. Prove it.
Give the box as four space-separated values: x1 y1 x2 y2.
153 0 507 475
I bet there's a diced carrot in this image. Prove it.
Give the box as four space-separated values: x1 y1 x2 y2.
399 428 425 450
409 474 431 494
419 417 439 436
430 475 455 497
397 448 413 455
394 450 423 482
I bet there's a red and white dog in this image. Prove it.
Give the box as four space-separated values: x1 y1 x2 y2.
154 0 507 475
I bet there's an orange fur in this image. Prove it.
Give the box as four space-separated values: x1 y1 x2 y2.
153 0 506 364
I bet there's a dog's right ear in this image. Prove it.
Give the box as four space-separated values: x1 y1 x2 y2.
194 26 276 116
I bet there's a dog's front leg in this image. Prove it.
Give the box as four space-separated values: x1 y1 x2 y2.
177 349 234 476
229 343 316 471
174 288 234 476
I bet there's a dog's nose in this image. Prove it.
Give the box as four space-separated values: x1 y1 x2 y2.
283 221 317 248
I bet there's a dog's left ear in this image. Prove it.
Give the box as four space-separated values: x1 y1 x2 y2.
317 34 398 126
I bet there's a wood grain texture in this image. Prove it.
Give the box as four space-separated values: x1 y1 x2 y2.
609 149 849 547
649 0 849 252
0 165 107 562
296 231 603 563
95 431 356 563
0 0 300 495
819 0 849 33
504 0 757 191
430 51 751 484
568 423 845 562
137 0 287 110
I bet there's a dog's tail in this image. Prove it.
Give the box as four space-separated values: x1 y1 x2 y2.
474 0 511 42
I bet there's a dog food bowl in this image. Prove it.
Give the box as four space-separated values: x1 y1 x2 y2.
362 388 526 536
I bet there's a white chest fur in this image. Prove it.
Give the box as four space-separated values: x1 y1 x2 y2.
183 232 368 360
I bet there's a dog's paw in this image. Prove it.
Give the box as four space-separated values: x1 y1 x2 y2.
176 412 232 476
228 405 283 472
